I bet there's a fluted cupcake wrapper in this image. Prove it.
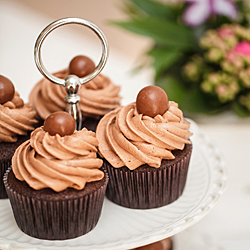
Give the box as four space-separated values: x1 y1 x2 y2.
4 168 108 240
0 160 11 199
104 144 192 209
0 134 31 199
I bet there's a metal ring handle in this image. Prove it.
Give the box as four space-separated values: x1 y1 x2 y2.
34 17 108 86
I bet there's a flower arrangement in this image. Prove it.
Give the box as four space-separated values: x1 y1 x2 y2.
113 0 250 116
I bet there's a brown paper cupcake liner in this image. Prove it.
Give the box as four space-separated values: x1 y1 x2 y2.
0 160 11 199
4 167 108 240
0 135 31 199
104 143 192 209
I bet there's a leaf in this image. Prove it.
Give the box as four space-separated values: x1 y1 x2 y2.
119 1 143 17
148 47 183 76
180 87 218 114
111 17 194 49
156 76 223 115
156 75 185 104
129 0 176 20
232 101 250 117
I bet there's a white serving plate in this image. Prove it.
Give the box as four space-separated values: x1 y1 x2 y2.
0 119 227 250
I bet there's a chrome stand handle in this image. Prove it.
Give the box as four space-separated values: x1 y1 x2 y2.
34 17 108 130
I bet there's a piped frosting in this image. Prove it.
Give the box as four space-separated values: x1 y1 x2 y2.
12 127 104 192
0 92 38 142
96 101 192 170
29 69 121 120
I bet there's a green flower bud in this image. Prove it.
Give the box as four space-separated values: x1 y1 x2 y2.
242 55 250 65
183 62 199 81
200 30 218 48
232 56 244 69
199 37 210 48
234 25 250 41
214 75 239 103
215 84 229 102
206 48 223 62
225 36 238 48
208 73 220 85
229 81 240 93
201 81 213 93
220 72 229 82
221 60 236 74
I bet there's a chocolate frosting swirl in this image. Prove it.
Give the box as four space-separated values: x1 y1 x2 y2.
29 69 121 120
96 101 192 170
12 127 104 192
0 92 38 142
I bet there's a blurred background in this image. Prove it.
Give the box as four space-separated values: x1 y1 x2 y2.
1 0 250 249
0 0 153 103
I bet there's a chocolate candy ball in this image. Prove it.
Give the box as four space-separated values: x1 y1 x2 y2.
136 86 169 117
44 111 76 136
68 55 95 78
0 75 15 104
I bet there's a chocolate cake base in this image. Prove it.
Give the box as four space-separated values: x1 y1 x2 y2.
4 167 109 240
81 116 102 132
104 143 192 209
0 135 30 199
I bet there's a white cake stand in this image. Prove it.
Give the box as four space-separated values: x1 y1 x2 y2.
0 119 227 250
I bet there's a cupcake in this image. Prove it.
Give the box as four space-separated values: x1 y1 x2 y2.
4 111 108 240
0 75 38 199
132 237 173 250
96 85 193 209
29 55 121 131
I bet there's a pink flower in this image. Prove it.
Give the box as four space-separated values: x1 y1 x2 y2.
226 41 250 68
217 27 235 38
226 50 237 62
182 0 238 27
234 41 250 57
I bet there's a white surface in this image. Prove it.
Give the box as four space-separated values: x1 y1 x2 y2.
173 123 250 250
0 1 249 249
0 120 227 250
0 0 153 104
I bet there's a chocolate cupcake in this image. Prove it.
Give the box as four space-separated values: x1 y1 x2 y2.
132 237 173 250
4 111 108 240
96 86 193 209
0 75 38 199
29 55 121 131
